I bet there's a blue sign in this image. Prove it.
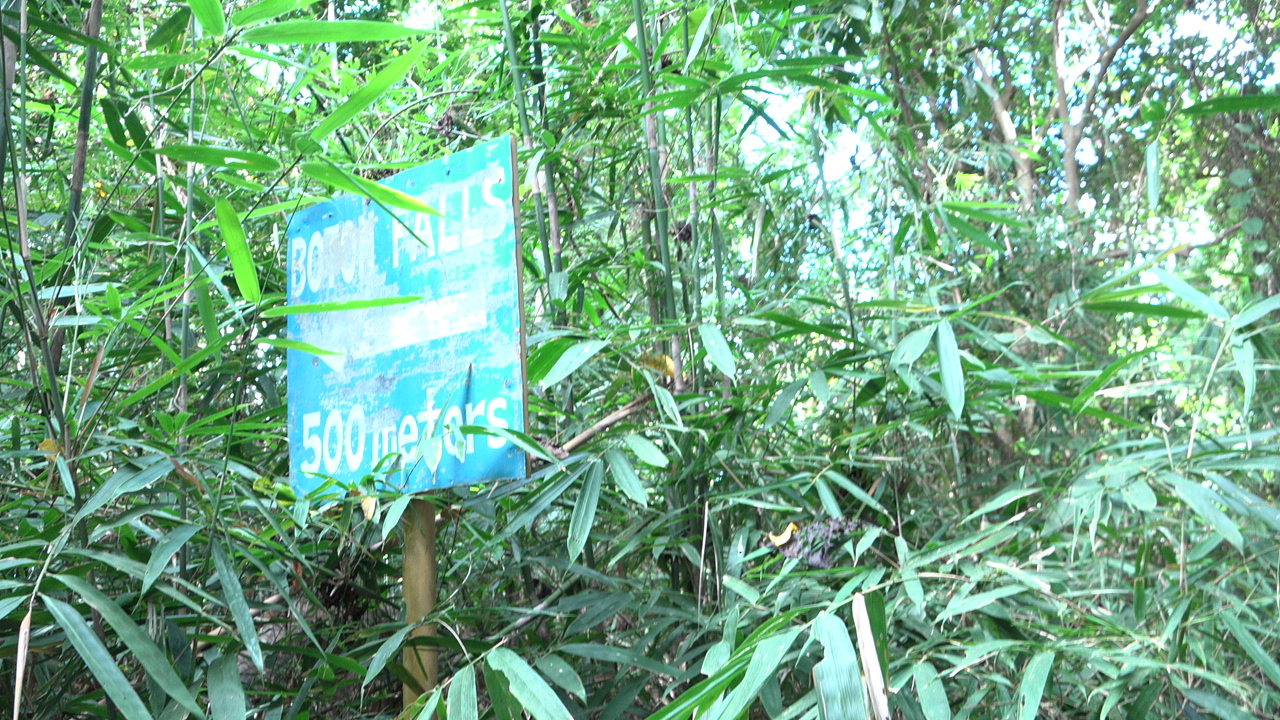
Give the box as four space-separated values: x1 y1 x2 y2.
286 137 526 495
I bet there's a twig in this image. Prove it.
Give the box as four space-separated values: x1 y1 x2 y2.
559 392 654 455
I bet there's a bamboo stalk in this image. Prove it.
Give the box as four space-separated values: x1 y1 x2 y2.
810 118 858 340
497 0 554 284
63 0 105 242
630 0 678 324
708 99 727 323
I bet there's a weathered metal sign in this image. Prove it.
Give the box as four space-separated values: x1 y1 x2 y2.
286 137 526 495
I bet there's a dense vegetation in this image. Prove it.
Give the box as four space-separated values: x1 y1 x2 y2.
1 0 1277 719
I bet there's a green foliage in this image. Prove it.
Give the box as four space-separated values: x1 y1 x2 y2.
1 0 1278 719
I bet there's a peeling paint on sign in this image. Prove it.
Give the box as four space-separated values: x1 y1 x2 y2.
286 137 526 495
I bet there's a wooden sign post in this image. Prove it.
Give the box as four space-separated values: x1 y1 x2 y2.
402 498 438 706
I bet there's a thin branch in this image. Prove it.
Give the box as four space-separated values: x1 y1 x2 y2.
1081 0 1157 122
559 392 653 455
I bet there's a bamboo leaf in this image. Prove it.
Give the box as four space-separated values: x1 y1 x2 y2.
484 663 520 720
936 320 964 419
447 664 478 720
567 462 602 562
765 378 807 428
624 434 668 467
703 629 801 720
1178 687 1259 720
540 339 608 388
208 654 247 720
698 322 737 378
937 586 1026 623
154 145 280 172
560 642 680 677
1164 474 1244 551
239 20 425 44
1182 94 1280 116
1083 301 1205 320
890 325 936 367
56 575 206 718
1232 294 1280 329
1152 267 1229 320
216 199 260 304
365 622 416 687
534 654 587 701
211 541 264 673
299 161 442 215
261 295 422 318
1233 338 1256 419
14 609 31 720
312 39 429 141
188 0 226 37
1221 613 1280 689
914 661 950 720
43 595 156 720
812 612 867 720
487 648 573 720
1016 651 1054 720
604 449 648 506
851 594 889 720
1145 142 1160 211
257 338 343 356
231 0 309 26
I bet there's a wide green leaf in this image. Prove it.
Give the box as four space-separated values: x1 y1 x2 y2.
154 145 280 172
914 661 950 720
208 654 247 720
211 541 264 673
448 664 478 720
567 461 602 562
1152 267 1229 320
534 654 587 701
239 20 425 45
215 199 260 304
1016 651 1054 720
43 595 156 720
604 449 648 506
540 339 608 388
312 39 429 141
698 322 737 378
1182 94 1280 116
935 320 964 419
299 161 441 215
189 0 226 37
623 434 668 467
487 648 573 720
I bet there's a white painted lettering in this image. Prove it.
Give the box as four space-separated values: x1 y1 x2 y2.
344 405 366 469
398 414 419 456
486 398 510 449
322 409 343 474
